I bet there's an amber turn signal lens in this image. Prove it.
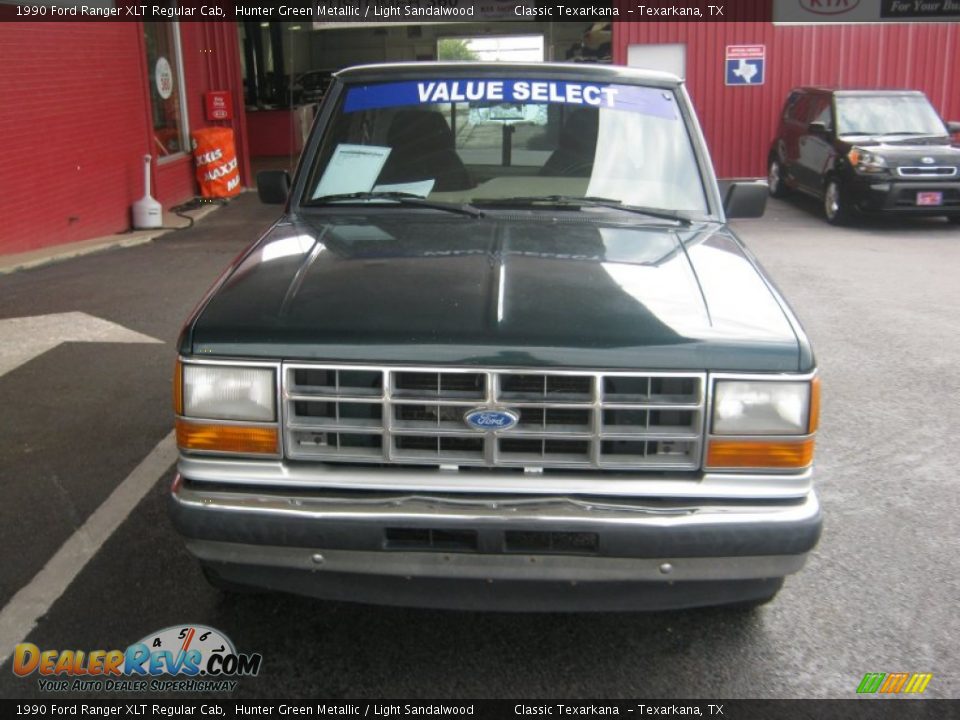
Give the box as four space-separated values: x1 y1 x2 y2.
706 438 815 469
808 376 821 434
175 419 278 455
173 359 183 416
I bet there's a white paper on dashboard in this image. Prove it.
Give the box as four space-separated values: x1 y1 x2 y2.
312 144 391 198
372 179 436 197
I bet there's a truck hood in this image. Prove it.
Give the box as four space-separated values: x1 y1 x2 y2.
185 213 807 371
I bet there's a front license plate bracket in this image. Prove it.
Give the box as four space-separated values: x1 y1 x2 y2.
916 191 943 206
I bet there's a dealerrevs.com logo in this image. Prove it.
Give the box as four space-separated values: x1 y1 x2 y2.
12 625 262 693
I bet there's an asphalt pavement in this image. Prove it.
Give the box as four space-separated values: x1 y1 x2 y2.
0 191 958 699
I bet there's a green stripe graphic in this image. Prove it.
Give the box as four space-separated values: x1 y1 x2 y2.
857 673 886 693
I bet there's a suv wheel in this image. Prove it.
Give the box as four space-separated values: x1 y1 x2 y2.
768 158 789 198
823 177 850 225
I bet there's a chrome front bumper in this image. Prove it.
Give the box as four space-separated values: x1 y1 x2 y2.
169 462 822 610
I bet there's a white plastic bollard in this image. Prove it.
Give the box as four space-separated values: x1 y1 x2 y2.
132 154 163 229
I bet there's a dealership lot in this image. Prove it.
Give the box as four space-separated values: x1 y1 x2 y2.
1 192 958 699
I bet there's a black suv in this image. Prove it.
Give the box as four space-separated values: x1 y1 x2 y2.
768 88 960 224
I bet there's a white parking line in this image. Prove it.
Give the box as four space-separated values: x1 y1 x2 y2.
0 431 177 667
0 312 162 378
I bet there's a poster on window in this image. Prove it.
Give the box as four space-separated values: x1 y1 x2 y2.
155 57 173 100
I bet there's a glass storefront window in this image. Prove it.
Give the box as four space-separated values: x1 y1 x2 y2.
144 22 188 158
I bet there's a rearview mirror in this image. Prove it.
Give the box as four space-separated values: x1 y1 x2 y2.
807 121 830 137
723 180 768 219
947 121 960 134
257 170 290 205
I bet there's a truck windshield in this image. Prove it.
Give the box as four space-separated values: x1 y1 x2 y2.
835 95 948 137
303 78 709 215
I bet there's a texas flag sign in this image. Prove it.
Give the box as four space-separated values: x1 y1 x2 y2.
726 45 766 86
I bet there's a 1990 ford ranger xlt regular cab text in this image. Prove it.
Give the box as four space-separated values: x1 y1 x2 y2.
169 63 822 611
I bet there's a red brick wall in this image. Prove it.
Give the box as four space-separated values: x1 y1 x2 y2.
0 22 152 254
0 21 250 255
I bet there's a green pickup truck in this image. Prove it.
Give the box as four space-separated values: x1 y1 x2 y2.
169 62 821 611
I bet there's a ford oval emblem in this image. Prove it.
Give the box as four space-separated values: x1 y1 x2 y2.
464 408 519 432
921 156 935 164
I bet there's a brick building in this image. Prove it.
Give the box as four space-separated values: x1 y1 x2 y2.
0 20 248 255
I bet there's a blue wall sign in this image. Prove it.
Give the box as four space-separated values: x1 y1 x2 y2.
725 45 766 86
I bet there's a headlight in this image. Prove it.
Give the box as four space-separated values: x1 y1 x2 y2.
712 380 811 435
182 365 275 422
848 147 887 173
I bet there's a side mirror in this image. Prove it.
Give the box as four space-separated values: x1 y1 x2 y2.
257 170 290 205
723 180 768 219
946 121 960 134
808 121 830 137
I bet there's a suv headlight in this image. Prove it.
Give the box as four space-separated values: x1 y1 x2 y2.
706 377 819 470
175 361 278 455
848 147 887 173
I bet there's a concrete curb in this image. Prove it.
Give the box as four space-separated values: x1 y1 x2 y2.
0 202 224 275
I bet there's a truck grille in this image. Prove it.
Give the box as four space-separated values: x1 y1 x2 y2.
895 166 957 178
283 365 705 470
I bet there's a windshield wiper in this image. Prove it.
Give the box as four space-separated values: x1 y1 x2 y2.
471 195 691 225
304 191 484 218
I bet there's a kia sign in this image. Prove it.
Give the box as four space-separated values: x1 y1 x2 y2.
775 0 875 21
800 0 861 14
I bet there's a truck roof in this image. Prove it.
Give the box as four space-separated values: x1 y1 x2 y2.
335 61 683 87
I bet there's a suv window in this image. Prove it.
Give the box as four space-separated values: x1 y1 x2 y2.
304 78 709 214
782 91 804 122
809 96 833 129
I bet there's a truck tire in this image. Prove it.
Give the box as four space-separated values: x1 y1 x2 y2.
720 578 785 611
200 563 260 595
